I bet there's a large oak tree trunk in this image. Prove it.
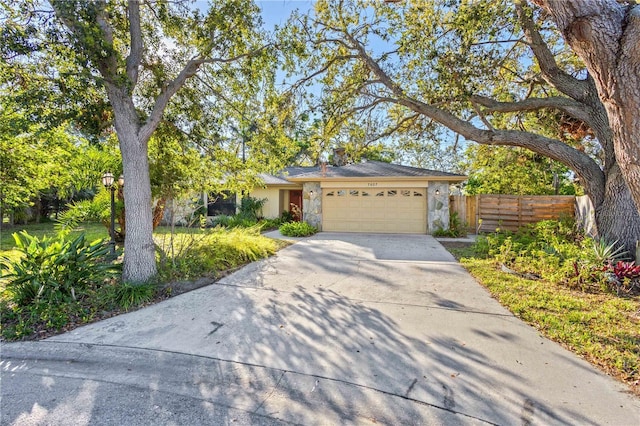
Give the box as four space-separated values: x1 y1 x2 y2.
595 165 640 256
541 0 640 243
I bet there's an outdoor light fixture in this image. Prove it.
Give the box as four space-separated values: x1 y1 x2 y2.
102 172 117 257
101 172 114 188
435 189 440 196
118 174 124 187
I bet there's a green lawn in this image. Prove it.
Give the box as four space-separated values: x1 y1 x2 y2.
1 222 109 262
445 243 640 397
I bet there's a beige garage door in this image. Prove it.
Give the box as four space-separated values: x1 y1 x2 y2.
323 188 427 233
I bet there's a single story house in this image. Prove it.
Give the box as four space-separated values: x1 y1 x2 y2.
248 160 467 234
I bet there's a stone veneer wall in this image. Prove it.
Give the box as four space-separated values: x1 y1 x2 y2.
302 182 322 230
428 182 450 232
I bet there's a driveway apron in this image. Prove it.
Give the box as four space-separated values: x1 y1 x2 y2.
2 233 638 425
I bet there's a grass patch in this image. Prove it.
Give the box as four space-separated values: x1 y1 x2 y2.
441 238 640 395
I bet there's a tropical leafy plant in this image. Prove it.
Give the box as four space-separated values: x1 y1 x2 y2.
610 261 640 281
0 231 119 306
432 211 466 238
238 196 267 221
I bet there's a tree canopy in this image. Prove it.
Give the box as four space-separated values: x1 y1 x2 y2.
1 0 295 282
280 0 640 252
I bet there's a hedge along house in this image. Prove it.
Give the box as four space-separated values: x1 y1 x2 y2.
253 157 467 234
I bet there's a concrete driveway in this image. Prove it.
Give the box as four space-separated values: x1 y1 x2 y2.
2 233 639 425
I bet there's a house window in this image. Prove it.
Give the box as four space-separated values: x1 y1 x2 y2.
401 190 411 197
207 191 236 216
375 191 384 197
362 191 370 196
350 190 359 196
387 190 397 197
326 191 335 196
337 190 346 196
413 191 423 197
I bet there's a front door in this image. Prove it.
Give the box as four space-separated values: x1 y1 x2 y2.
289 190 303 221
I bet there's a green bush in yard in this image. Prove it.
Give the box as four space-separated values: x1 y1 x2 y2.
0 231 120 306
432 211 467 238
476 219 637 293
107 282 156 311
279 221 317 237
210 214 257 229
0 231 121 339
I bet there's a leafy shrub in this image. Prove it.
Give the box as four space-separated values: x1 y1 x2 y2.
1 231 120 306
600 261 640 296
610 261 640 281
210 214 257 229
238 196 266 221
279 221 318 237
470 218 639 295
432 212 467 237
280 210 295 222
259 217 285 230
0 230 121 339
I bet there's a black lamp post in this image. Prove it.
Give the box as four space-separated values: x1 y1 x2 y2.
101 172 116 257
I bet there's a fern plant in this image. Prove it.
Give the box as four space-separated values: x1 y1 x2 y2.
55 188 123 236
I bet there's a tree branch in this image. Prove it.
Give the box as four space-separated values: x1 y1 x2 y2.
515 1 590 101
139 47 269 143
367 113 420 143
470 101 495 131
290 54 359 91
341 27 605 205
125 0 143 89
470 94 592 123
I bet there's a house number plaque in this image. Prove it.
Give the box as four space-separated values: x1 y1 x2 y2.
367 182 378 187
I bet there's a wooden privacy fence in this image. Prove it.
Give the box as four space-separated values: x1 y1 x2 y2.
450 194 576 233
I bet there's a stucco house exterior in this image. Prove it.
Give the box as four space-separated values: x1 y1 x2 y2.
247 160 467 234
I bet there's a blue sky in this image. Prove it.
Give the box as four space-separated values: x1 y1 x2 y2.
257 1 313 29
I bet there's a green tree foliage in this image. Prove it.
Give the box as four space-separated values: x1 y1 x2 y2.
280 0 640 253
464 145 578 196
0 101 119 225
1 1 290 282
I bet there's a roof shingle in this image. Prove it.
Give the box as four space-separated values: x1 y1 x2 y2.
289 161 466 179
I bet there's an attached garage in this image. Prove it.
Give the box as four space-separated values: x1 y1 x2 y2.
265 160 467 234
323 187 427 233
